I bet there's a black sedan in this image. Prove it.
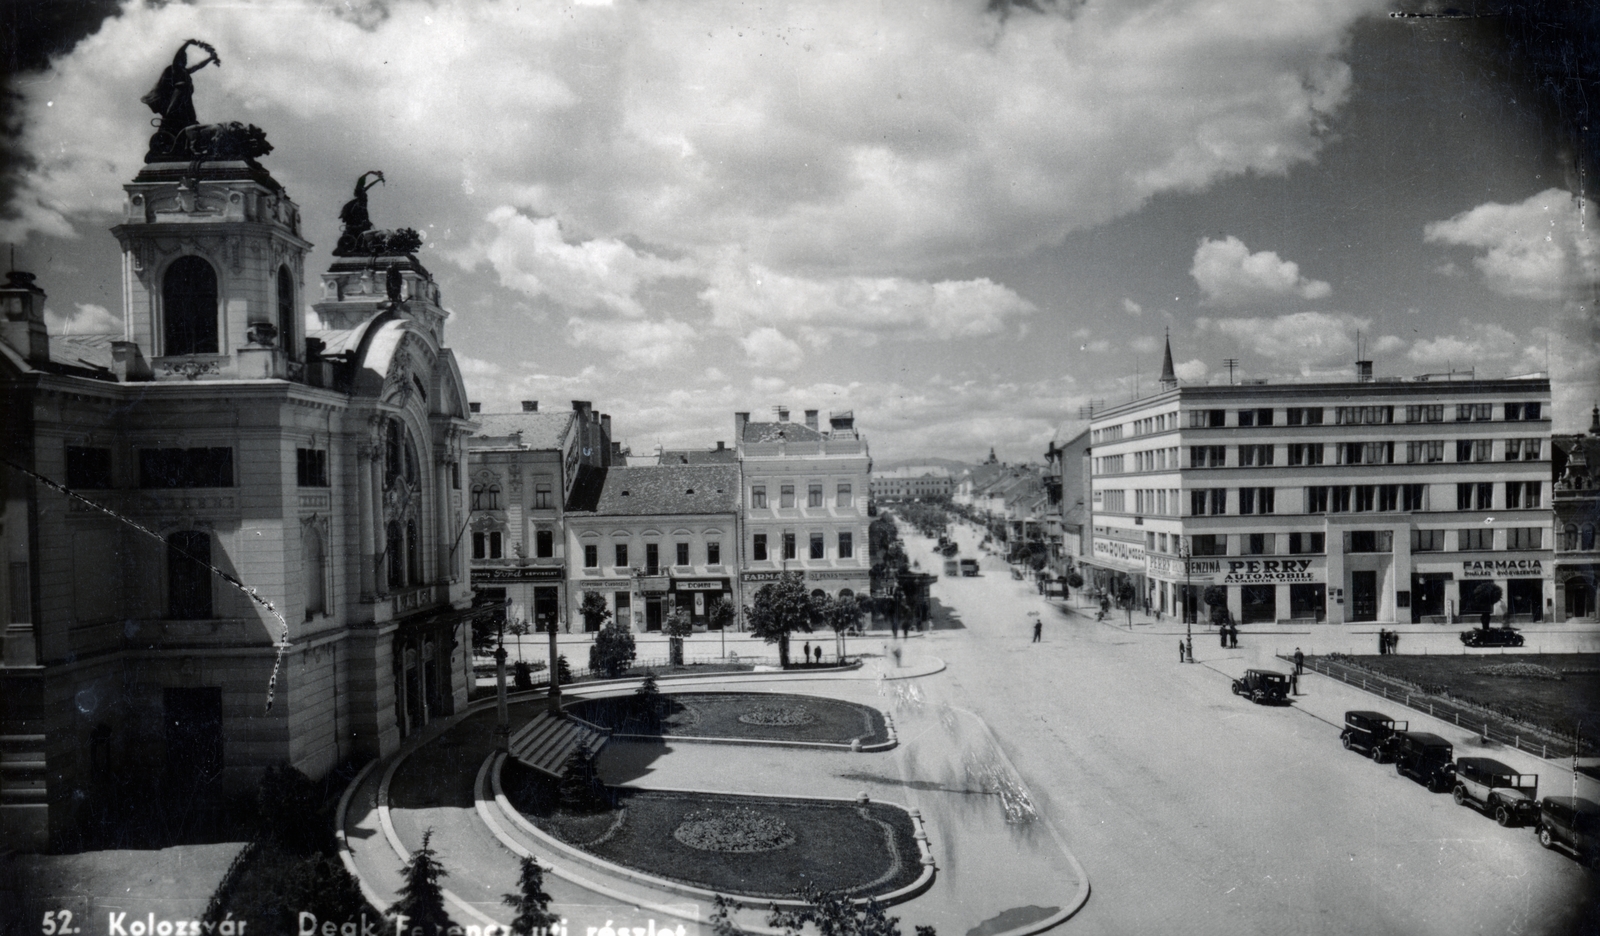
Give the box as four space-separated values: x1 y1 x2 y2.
1460 625 1524 648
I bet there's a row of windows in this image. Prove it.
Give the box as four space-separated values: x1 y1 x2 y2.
470 482 554 510
579 540 727 571
1111 481 1544 517
1563 524 1599 550
1108 401 1546 439
472 528 560 560
751 532 853 562
1108 438 1544 475
1150 526 1551 558
750 483 853 509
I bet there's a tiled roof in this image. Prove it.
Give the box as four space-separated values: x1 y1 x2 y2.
582 465 741 516
473 411 574 450
742 420 824 443
657 448 738 465
47 334 117 373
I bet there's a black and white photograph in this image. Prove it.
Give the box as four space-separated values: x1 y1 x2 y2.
1 1 1598 934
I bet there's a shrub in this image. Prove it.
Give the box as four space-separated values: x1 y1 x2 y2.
513 660 534 690
558 747 608 811
589 625 636 678
634 673 662 729
556 654 573 684
502 856 560 936
1067 572 1084 589
767 884 936 936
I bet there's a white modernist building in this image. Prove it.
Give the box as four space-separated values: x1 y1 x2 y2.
1086 355 1552 626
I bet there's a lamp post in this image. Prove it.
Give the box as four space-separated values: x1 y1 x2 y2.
494 602 510 751
1179 537 1193 663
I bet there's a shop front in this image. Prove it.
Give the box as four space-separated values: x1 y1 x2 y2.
1558 564 1598 621
672 577 733 627
1145 554 1220 623
1461 558 1548 623
472 565 568 630
1219 557 1326 624
1088 535 1146 606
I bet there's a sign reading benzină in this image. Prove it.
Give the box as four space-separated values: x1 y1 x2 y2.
1222 559 1320 584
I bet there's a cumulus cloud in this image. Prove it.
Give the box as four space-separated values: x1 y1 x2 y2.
1121 298 1143 316
1406 321 1542 371
1191 236 1332 306
701 260 1035 346
1198 311 1367 363
1174 359 1208 382
44 302 121 334
1132 335 1160 354
4 0 1381 273
469 207 688 316
565 316 696 368
740 327 804 371
1424 188 1600 300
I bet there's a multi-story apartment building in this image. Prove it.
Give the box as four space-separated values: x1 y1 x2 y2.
467 400 611 632
1553 407 1600 622
870 467 953 501
736 407 872 602
564 465 741 631
1086 357 1552 626
0 123 476 848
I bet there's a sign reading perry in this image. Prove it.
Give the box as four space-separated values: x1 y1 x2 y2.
1092 537 1145 570
1222 559 1321 584
1462 558 1544 578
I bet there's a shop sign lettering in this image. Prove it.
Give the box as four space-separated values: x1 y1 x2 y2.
1146 555 1221 577
1092 537 1145 569
1222 559 1320 584
675 579 725 590
1461 559 1543 578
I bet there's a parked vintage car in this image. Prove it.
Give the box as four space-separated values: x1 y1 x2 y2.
943 558 959 578
1452 757 1539 826
1231 669 1290 705
959 558 980 577
1391 731 1455 791
1536 796 1600 866
1340 710 1407 760
1460 625 1525 648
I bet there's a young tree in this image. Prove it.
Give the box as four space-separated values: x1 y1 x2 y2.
389 828 453 933
579 590 613 633
556 653 573 685
1202 585 1228 626
821 594 864 661
664 604 694 666
558 746 607 811
708 595 737 632
1115 580 1135 625
506 616 531 663
502 856 560 936
744 572 820 668
633 671 662 730
589 624 636 678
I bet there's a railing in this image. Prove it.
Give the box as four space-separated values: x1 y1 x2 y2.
1284 653 1594 760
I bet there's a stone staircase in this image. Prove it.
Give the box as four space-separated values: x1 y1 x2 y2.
0 733 48 850
507 709 609 777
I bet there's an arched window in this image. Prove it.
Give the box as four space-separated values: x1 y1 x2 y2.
168 530 212 619
304 524 326 619
471 483 487 510
1584 524 1597 551
811 588 827 600
163 256 218 355
277 265 297 360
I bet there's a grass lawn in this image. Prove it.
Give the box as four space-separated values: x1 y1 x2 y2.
568 692 889 745
1330 653 1600 737
505 771 920 899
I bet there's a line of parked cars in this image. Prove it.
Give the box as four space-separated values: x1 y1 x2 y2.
1338 708 1597 867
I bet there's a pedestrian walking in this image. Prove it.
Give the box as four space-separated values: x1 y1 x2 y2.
1219 623 1228 648
804 641 811 663
1229 623 1239 649
1390 630 1400 654
1293 647 1304 675
815 645 823 664
1033 619 1042 642
1378 629 1387 655
1179 640 1186 662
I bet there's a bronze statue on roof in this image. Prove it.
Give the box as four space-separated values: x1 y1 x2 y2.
334 171 423 258
142 40 271 164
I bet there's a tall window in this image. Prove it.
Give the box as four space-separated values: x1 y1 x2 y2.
780 485 795 508
753 534 768 561
297 448 329 487
534 484 553 509
783 532 797 560
536 529 554 558
751 485 767 508
1401 483 1427 510
836 484 852 507
167 530 212 620
583 544 598 568
65 446 113 488
839 532 853 558
163 256 219 356
303 525 326 619
808 484 824 508
645 543 659 574
277 265 296 360
1305 487 1329 513
676 542 690 566
1377 485 1398 511
1330 486 1352 512
615 543 628 568
707 541 721 564
809 532 825 559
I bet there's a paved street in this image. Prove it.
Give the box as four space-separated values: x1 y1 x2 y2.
912 518 1599 935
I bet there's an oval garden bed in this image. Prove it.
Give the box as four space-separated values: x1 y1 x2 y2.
567 692 889 746
504 767 921 899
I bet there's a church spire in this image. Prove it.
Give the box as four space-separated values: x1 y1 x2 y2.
1158 327 1178 391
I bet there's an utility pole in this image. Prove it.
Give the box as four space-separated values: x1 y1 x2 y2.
1179 537 1193 663
1223 358 1240 385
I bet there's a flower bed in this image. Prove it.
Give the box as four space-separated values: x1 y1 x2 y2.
506 776 919 899
569 692 888 746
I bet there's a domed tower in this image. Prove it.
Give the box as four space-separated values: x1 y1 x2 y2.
110 44 309 380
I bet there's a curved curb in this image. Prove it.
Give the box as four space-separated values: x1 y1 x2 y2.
485 754 936 911
334 757 388 915
947 704 1092 936
574 688 899 753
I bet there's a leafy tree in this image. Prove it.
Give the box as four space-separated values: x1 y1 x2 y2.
745 572 820 668
820 594 864 661
579 590 613 632
589 624 636 678
506 616 531 663
470 607 500 656
1202 585 1228 626
1474 582 1505 624
664 604 694 665
502 856 560 936
767 885 935 936
512 659 534 690
1115 580 1135 625
709 595 737 632
389 828 453 932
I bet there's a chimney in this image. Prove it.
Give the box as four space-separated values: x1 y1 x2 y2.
735 411 750 442
521 400 538 412
716 440 725 451
0 269 50 365
829 410 855 432
572 400 593 420
469 402 482 413
1356 361 1373 383
777 406 790 422
804 409 819 430
601 413 611 439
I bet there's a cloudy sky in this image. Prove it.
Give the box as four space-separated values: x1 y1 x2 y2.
4 0 1596 462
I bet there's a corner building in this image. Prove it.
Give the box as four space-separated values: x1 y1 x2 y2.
0 137 475 848
1087 369 1552 626
736 408 872 604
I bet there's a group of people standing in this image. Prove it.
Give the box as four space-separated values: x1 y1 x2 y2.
1377 629 1401 654
1218 622 1240 648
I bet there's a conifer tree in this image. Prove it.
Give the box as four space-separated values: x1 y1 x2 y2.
390 829 453 932
502 857 560 936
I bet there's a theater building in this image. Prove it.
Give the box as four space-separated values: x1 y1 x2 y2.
1086 345 1551 626
467 400 611 632
564 465 741 632
736 408 873 605
0 86 475 849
